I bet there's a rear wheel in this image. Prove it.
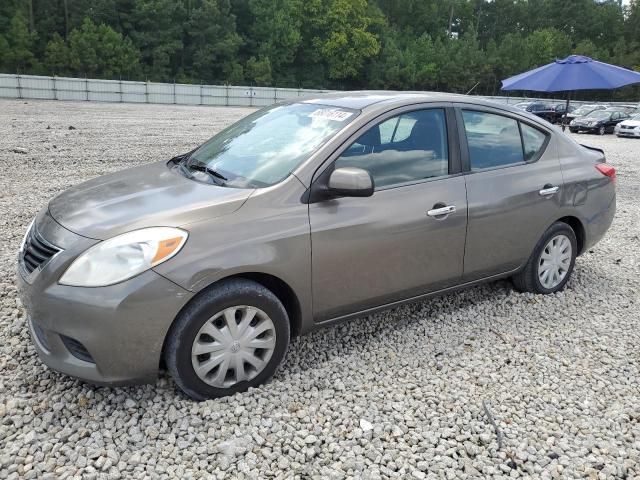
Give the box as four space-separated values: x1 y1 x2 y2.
512 222 577 294
165 279 290 400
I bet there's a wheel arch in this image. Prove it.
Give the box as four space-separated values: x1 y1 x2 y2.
159 272 303 372
556 215 586 255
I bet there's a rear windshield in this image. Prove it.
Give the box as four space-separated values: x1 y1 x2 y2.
186 103 358 188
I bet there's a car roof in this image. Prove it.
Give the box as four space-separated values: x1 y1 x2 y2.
297 90 515 110
297 90 540 117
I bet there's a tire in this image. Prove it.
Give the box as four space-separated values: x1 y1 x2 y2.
165 278 290 400
511 222 577 294
598 126 605 135
569 128 578 133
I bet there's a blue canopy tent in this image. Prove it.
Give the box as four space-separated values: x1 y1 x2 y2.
501 55 640 129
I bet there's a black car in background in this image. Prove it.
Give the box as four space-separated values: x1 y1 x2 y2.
550 103 577 124
514 102 556 122
569 109 629 135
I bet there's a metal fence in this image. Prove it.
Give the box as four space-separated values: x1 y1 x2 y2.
0 74 332 107
0 73 625 108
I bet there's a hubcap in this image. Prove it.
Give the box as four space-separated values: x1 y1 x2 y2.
191 306 276 388
538 234 572 289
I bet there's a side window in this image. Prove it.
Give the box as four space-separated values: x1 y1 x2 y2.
521 123 548 161
462 110 524 170
335 109 449 188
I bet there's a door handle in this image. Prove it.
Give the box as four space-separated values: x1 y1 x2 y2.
539 185 559 196
427 205 456 217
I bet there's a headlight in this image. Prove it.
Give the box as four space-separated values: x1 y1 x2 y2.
59 227 188 287
19 219 35 254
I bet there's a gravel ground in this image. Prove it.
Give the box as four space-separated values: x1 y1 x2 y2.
0 99 639 479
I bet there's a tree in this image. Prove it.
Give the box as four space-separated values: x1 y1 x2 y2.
129 0 186 81
3 12 38 72
301 0 380 82
247 0 302 84
186 0 243 83
44 33 69 74
245 56 272 85
66 18 140 78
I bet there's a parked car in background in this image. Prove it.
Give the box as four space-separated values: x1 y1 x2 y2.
613 105 639 115
564 104 608 125
552 103 576 124
17 92 616 399
514 101 534 111
523 102 557 123
569 109 629 134
615 112 640 138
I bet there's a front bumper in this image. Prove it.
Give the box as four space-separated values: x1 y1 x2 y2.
17 209 194 386
616 129 640 138
569 124 600 133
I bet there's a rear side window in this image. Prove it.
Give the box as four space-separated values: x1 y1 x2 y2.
462 110 523 170
521 123 547 161
462 110 549 170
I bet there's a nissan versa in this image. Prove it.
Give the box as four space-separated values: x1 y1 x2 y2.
17 93 616 400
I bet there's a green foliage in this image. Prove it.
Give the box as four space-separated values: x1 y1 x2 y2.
0 0 639 99
58 18 141 78
303 0 380 80
3 12 38 72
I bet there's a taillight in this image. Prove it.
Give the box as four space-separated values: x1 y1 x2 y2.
595 163 616 182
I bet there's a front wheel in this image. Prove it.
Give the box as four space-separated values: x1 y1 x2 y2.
512 222 577 294
165 279 290 400
598 126 606 135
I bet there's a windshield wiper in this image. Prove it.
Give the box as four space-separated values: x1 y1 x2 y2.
187 162 228 184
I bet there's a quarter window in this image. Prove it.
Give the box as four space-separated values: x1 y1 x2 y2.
336 109 449 188
521 123 547 161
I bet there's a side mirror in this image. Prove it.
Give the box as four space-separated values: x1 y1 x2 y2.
327 167 374 198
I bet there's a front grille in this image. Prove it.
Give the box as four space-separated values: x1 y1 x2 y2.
60 335 95 363
622 125 636 130
21 227 60 274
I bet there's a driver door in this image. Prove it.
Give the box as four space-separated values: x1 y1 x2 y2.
308 106 468 322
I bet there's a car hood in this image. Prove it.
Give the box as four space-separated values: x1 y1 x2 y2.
576 116 606 123
619 119 640 127
48 161 253 240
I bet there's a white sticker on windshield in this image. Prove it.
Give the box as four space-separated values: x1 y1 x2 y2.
309 108 353 121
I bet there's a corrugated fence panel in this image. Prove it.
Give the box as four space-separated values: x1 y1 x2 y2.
19 75 55 99
56 77 89 101
0 74 627 109
201 85 228 106
121 81 146 103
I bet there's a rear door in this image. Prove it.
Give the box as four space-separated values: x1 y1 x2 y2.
309 105 468 322
454 104 563 281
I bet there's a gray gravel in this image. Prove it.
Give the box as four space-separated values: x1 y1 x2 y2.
1 99 639 479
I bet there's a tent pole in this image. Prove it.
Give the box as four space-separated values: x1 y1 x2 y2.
562 91 571 132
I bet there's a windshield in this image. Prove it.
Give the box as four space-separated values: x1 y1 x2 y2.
588 111 611 120
631 113 640 120
574 106 596 115
186 103 358 188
